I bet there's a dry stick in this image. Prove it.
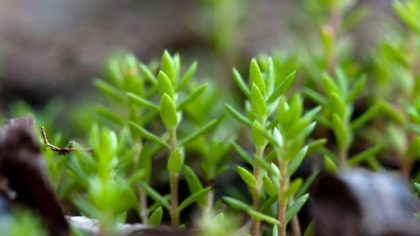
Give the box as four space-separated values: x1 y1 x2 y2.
41 126 92 155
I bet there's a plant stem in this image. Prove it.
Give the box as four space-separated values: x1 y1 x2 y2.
291 215 302 236
277 158 288 236
338 145 347 169
140 190 148 224
170 173 180 227
325 8 342 74
252 145 265 236
168 127 179 227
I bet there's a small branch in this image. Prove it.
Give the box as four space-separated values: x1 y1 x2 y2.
41 126 92 155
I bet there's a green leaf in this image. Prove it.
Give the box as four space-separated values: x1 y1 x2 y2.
332 114 349 148
141 182 170 210
130 122 170 148
351 102 381 130
176 61 198 91
94 79 125 103
223 197 253 211
233 68 250 96
303 221 314 236
161 50 176 82
323 155 338 173
302 87 327 105
286 193 309 223
250 59 266 95
348 144 383 165
307 139 327 154
247 209 279 225
96 106 125 125
179 119 219 146
184 166 204 193
347 75 366 103
148 207 163 226
288 146 308 176
139 63 157 85
167 148 184 174
251 84 267 121
231 141 254 166
273 225 279 236
284 178 302 199
252 121 267 147
414 182 420 192
379 100 406 124
158 71 175 97
322 73 339 96
177 83 207 110
302 106 322 123
329 93 346 119
296 171 319 197
237 166 257 188
225 104 253 127
267 71 296 103
263 175 277 197
178 187 211 212
127 92 159 110
160 94 178 128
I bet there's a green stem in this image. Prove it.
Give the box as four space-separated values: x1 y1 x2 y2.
338 145 347 169
252 145 265 236
277 156 289 236
140 190 148 224
168 127 179 227
170 173 180 227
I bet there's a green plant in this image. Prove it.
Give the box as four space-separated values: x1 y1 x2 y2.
5 1 420 235
224 56 321 236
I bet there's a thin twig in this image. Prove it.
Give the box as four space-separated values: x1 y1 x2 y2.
41 126 92 155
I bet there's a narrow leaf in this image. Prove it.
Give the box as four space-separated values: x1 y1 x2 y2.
251 84 267 121
148 207 163 226
247 209 279 225
233 68 250 96
130 122 170 148
250 59 266 95
348 144 383 165
223 197 253 211
184 165 204 194
267 71 296 102
127 92 159 110
96 106 125 125
179 119 219 146
94 79 124 103
157 71 174 97
139 63 157 85
178 187 211 212
177 83 207 110
351 103 380 130
141 182 170 210
176 61 198 91
160 94 178 128
237 166 257 188
225 104 253 127
286 194 309 223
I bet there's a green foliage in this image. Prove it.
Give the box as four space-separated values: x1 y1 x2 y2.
8 1 420 235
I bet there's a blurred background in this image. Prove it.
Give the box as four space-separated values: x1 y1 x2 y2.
0 0 390 109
